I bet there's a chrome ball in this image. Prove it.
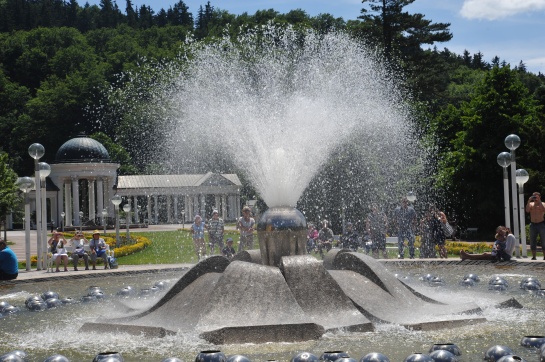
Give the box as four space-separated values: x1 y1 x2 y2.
41 291 60 301
61 297 75 304
320 352 350 362
25 295 43 306
464 274 480 282
497 356 526 362
161 359 183 362
43 355 70 362
520 336 545 348
520 277 541 288
0 353 24 362
154 281 167 290
484 346 515 362
92 351 124 362
489 276 508 287
429 343 461 356
27 300 47 311
291 353 318 362
334 359 357 362
403 353 434 362
429 277 445 287
45 298 62 309
89 290 106 300
488 283 508 291
359 353 390 362
460 278 476 287
0 301 11 312
429 350 457 362
195 350 227 362
521 281 540 291
88 286 103 293
81 295 97 303
421 274 435 282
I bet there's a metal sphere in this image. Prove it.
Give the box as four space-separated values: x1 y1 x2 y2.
0 301 12 313
334 358 357 362
161 359 183 362
520 336 545 348
460 278 476 287
41 291 60 301
25 295 43 306
520 277 541 288
489 276 508 286
43 355 70 362
45 298 62 309
195 350 227 362
429 350 458 362
429 344 461 356
92 352 124 362
26 300 47 311
320 352 350 362
497 356 526 362
81 295 97 303
521 281 541 291
227 355 252 362
154 281 168 290
403 353 434 362
484 346 514 362
359 353 390 362
0 353 24 362
464 274 480 282
291 352 319 362
61 297 75 304
421 274 436 282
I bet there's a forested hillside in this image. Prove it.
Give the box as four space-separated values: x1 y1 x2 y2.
1 0 544 232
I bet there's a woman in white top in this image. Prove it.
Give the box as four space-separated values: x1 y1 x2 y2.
48 231 69 272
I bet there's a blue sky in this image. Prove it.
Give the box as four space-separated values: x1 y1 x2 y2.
79 0 545 74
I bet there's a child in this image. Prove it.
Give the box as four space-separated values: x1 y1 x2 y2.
222 238 236 260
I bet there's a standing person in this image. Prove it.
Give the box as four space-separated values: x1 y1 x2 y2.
237 206 255 252
431 206 448 259
191 215 206 260
0 238 18 280
222 238 236 260
339 222 359 251
394 197 417 259
306 223 319 254
48 231 69 272
89 230 109 270
366 204 388 259
70 232 89 271
317 220 334 259
504 227 516 257
525 192 545 260
206 209 224 255
419 206 437 258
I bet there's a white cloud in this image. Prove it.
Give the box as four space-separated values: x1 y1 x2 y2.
460 0 545 20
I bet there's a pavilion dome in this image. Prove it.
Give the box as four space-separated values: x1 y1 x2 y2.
55 135 111 163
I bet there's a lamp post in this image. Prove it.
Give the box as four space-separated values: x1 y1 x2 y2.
123 203 131 241
79 210 84 233
505 134 521 258
102 209 108 235
60 212 65 232
111 195 122 248
516 169 529 258
38 161 50 270
16 177 35 271
28 143 44 270
497 152 512 230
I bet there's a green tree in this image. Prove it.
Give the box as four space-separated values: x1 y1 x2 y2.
358 0 452 59
434 66 541 231
0 152 20 231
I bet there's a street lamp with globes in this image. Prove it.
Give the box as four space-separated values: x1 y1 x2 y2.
497 151 512 230
28 143 44 270
38 161 51 270
123 203 131 241
16 177 34 271
101 209 108 235
505 134 521 258
60 211 65 232
406 191 417 203
111 195 122 248
516 169 529 258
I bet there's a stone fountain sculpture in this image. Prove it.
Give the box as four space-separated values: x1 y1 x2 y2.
82 206 521 344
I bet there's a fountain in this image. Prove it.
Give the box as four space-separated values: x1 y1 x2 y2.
1 27 543 361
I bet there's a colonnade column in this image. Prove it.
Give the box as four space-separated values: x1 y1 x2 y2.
96 178 104 224
146 196 151 224
71 176 80 225
133 196 138 224
174 196 179 223
221 195 227 220
167 196 172 223
154 195 159 224
64 180 72 227
88 179 96 222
